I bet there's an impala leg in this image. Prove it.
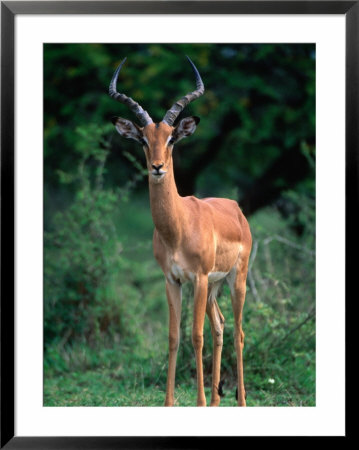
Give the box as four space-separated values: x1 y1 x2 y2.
192 275 208 406
228 264 248 406
206 297 225 406
165 280 182 406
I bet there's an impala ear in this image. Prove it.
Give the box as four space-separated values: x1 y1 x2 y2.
173 116 200 142
111 117 143 143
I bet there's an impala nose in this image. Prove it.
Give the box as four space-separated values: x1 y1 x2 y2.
152 163 164 171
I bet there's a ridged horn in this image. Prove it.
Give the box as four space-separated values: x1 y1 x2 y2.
109 57 153 127
162 56 205 127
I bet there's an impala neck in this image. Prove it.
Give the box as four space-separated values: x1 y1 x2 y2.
148 160 183 247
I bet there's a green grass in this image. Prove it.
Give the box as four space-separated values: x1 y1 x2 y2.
44 367 314 407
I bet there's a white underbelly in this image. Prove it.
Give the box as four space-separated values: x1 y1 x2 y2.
168 263 195 284
208 271 228 283
167 263 228 285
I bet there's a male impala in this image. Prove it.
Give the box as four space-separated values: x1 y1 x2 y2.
109 56 252 406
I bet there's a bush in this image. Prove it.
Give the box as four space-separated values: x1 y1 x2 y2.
44 124 145 371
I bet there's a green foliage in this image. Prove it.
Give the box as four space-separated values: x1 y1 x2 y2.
44 124 145 361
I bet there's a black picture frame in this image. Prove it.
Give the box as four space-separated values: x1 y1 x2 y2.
1 1 354 447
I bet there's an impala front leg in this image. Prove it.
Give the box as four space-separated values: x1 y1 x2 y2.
192 275 208 406
165 280 182 406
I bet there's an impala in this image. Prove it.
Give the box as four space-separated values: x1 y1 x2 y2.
109 56 252 406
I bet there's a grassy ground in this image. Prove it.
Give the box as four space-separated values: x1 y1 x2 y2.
44 368 314 407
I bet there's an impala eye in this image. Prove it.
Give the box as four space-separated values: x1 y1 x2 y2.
140 138 147 146
168 137 175 146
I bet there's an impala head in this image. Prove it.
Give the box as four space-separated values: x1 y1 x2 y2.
109 56 204 182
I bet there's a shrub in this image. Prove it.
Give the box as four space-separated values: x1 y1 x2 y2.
44 124 144 370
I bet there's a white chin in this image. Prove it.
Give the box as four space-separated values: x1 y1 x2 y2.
151 174 165 183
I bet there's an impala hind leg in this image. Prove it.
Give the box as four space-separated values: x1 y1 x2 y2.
206 295 225 406
165 281 182 406
192 275 208 406
228 263 249 406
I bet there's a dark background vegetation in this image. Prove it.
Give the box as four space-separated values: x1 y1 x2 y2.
44 43 315 406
